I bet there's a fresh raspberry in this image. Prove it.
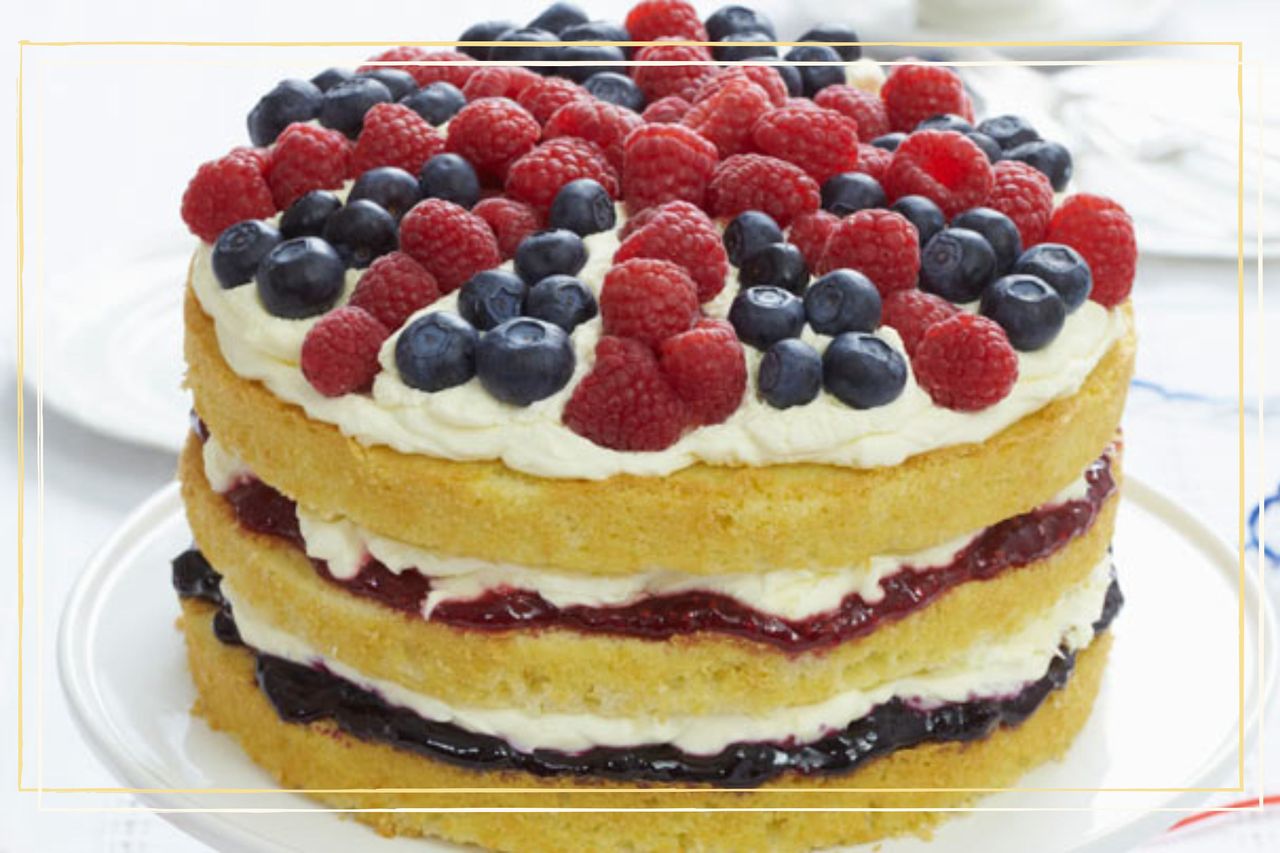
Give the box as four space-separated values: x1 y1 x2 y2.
706 154 821 228
1046 194 1138 308
882 130 993 218
504 137 620 212
563 335 689 451
785 97 822 111
642 95 693 123
399 198 502 292
818 209 920 297
618 199 712 240
787 210 840 269
544 98 642 173
912 313 1019 411
959 92 976 124
472 196 543 259
180 148 275 242
855 143 892 182
879 64 968 133
299 306 390 397
633 41 713 102
600 258 699 347
266 123 351 209
814 85 890 139
658 318 746 425
517 76 586 125
614 205 729 302
880 289 960 356
351 103 445 176
985 160 1054 247
751 106 860 183
625 0 708 42
622 123 718 213
446 98 542 182
693 65 788 108
682 78 771 158
360 47 474 88
462 66 542 102
348 251 441 330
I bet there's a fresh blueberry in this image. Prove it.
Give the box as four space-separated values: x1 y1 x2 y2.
418 153 481 209
782 45 845 97
395 312 478 391
321 200 399 268
713 32 777 62
490 27 559 68
740 243 810 295
319 76 392 138
583 72 645 111
775 64 803 97
820 172 886 215
871 132 907 151
279 190 342 239
729 286 806 350
890 195 946 247
310 67 354 93
803 269 881 335
356 68 417 101
514 229 587 284
458 20 519 59
549 178 616 236
919 228 997 303
916 113 973 134
1013 243 1092 311
951 207 1022 274
965 131 1002 163
706 5 776 40
557 45 627 82
255 237 346 318
758 338 822 409
1003 139 1074 191
476 317 575 405
822 333 907 409
561 19 632 55
401 82 467 126
980 274 1066 351
525 274 598 332
350 166 421 220
529 2 589 34
247 79 322 146
799 23 861 61
724 211 784 267
212 220 281 288
458 269 529 331
975 114 1040 150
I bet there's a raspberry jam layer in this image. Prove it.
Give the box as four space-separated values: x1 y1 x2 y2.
173 547 1122 787
215 451 1116 652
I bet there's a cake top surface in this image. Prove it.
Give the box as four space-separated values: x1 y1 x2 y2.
180 0 1137 480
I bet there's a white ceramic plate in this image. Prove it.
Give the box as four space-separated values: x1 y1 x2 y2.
58 478 1274 853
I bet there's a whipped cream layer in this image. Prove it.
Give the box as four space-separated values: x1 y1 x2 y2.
221 555 1112 756
203 435 1094 621
191 197 1128 480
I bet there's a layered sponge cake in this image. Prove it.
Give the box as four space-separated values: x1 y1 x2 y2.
172 2 1138 850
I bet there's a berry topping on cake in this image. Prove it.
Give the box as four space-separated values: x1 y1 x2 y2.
706 154 821 227
565 335 689 451
181 148 277 243
880 65 968 132
781 45 845 98
401 82 467 127
417 153 481 210
600 258 699 347
817 209 920 297
625 0 708 42
682 77 772 158
871 132 906 151
476 318 576 406
882 129 993 218
813 84 889 139
362 47 474 88
321 199 398 268
255 236 347 319
751 105 860 183
1014 243 1093 311
1045 194 1137 308
472 197 543 259
980 274 1067 351
622 123 718 213
462 67 543 102
544 98 642 172
975 114 1040 151
399 198 502 292
350 102 446 177
804 269 882 335
822 332 908 409
919 228 997 304
633 41 714 102
529 2 590 35
853 143 892 183
912 313 1018 411
728 286 805 350
350 167 421 220
359 68 417 101
1004 140 1073 191
248 79 322 147
693 65 788 108
458 269 530 331
984 160 1055 247
349 251 441 330
517 76 587 125
299 305 389 397
820 172 887 216
798 21 861 60
279 190 342 239
658 319 747 425
394 312 479 392
319 76 393 138
786 209 839 270
446 98 541 182
525 274 598 332
642 95 693 124
614 205 728 301
889 194 946 247
739 243 809 295
880 289 960 356
951 207 1022 275
211 220 281 289
723 210 783 267
266 123 351 209
515 229 588 284
549 178 617 236
506 137 620 212
758 338 822 409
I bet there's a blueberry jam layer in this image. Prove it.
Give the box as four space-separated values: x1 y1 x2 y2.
212 443 1117 652
173 547 1122 787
